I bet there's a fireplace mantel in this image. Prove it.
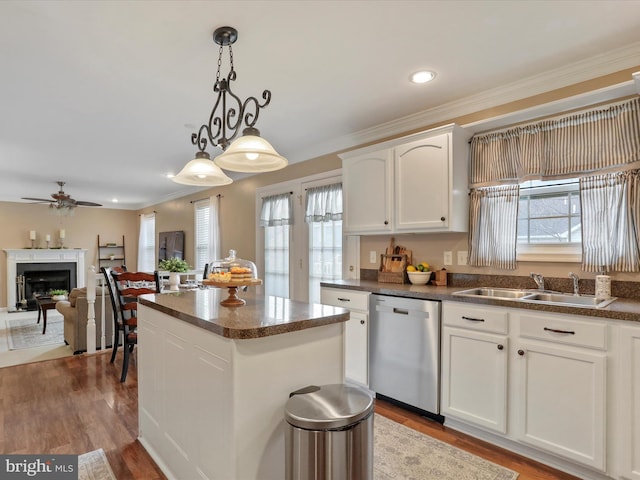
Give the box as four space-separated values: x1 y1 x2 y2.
4 248 87 312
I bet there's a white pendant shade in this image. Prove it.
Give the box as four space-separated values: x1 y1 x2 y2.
214 134 287 173
172 153 233 186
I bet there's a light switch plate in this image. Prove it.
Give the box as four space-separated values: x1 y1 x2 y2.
458 250 468 265
370 251 377 263
444 251 453 266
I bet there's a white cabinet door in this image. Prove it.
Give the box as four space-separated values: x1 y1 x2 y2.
320 287 370 387
394 133 450 231
342 148 393 234
514 340 606 471
441 326 508 433
345 310 368 386
619 325 640 480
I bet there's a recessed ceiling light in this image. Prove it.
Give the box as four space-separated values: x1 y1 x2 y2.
410 70 436 84
166 173 175 178
112 198 118 203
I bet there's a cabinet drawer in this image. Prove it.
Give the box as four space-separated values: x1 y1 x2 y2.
321 288 370 311
443 302 508 334
518 313 607 350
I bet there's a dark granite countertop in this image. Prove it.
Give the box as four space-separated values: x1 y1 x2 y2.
139 288 349 339
321 279 640 323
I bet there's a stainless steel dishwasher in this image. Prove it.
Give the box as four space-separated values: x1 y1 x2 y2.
369 294 442 420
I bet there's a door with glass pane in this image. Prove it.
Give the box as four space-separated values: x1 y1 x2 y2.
305 182 343 305
256 172 343 303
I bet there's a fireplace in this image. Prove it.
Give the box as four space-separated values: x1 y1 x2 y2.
16 262 77 311
4 249 87 312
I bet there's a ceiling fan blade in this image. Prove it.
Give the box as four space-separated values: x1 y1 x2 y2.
75 200 102 207
22 197 55 203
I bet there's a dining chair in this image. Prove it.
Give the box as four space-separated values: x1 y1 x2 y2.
100 266 127 364
109 270 160 382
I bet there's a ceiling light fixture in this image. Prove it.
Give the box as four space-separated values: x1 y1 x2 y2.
173 26 287 186
411 70 436 84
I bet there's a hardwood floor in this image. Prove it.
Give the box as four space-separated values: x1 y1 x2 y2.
0 351 579 480
0 351 165 479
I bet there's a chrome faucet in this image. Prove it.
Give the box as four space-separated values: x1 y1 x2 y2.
569 272 580 295
530 272 545 291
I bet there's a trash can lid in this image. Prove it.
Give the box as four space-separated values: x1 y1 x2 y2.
285 384 374 430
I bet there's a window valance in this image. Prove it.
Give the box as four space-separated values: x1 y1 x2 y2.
470 97 640 188
304 183 343 223
259 193 293 227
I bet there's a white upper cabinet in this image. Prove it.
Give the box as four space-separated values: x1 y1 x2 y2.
342 148 393 234
340 124 470 234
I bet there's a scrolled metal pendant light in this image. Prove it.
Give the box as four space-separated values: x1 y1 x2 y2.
173 26 287 186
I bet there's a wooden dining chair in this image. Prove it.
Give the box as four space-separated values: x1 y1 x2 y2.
101 266 127 364
109 270 160 382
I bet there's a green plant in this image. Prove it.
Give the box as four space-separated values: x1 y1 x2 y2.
49 289 68 296
158 257 190 272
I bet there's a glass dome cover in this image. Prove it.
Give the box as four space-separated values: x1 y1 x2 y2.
208 249 257 281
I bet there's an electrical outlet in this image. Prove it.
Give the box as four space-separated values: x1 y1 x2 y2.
369 251 377 263
457 250 468 266
444 251 453 266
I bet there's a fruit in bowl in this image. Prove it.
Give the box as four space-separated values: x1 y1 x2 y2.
407 271 432 285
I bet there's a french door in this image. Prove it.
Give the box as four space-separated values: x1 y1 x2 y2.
256 170 346 303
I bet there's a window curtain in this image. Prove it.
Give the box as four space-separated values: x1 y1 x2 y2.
304 183 343 304
470 97 640 187
137 212 156 272
260 193 293 227
304 183 343 223
580 169 640 272
468 185 520 270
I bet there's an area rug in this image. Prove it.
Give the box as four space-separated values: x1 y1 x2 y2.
78 448 117 480
374 414 519 479
6 316 64 350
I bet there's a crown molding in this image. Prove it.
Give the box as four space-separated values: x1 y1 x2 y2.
288 41 640 162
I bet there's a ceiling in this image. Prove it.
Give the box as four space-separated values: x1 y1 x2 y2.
1 1 640 210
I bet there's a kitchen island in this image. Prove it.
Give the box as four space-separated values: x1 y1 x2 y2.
136 288 349 480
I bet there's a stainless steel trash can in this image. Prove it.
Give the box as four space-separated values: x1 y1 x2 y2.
285 384 374 480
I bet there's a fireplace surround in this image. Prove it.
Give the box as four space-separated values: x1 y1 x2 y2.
4 249 87 312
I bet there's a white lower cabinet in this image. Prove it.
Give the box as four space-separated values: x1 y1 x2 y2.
619 325 640 480
442 303 509 434
442 301 612 478
321 287 370 386
514 339 606 470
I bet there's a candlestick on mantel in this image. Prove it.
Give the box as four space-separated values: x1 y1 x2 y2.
29 230 36 240
59 229 65 239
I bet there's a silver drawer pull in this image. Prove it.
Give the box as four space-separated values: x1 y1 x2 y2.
337 297 351 302
462 316 485 322
544 327 575 335
393 308 409 315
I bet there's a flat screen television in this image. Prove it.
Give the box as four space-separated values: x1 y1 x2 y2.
158 231 185 261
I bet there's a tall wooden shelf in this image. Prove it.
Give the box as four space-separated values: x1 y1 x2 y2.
97 234 126 269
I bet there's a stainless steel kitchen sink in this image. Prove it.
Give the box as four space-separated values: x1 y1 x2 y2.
521 292 617 308
453 287 532 299
453 287 617 309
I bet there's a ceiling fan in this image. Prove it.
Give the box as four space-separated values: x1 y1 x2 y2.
22 181 102 210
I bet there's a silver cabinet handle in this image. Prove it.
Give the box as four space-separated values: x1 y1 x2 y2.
337 297 351 302
462 316 485 322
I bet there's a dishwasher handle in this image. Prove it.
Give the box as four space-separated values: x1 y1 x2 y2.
374 303 430 319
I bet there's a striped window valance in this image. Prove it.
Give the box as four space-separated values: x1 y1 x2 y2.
470 97 640 188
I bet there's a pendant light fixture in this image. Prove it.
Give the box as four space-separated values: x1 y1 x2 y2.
173 26 287 187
